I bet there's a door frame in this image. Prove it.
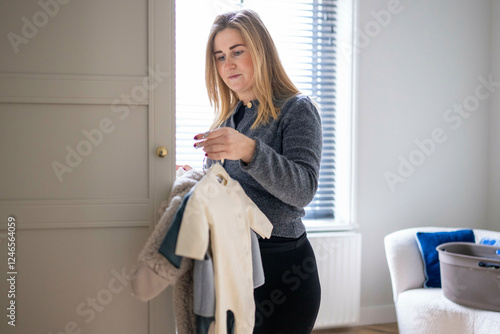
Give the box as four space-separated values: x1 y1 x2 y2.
150 0 177 332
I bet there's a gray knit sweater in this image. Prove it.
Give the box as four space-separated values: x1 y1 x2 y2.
221 94 323 238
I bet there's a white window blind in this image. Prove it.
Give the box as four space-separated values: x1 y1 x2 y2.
175 0 355 228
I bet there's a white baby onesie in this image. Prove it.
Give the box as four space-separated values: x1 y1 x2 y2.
175 164 273 334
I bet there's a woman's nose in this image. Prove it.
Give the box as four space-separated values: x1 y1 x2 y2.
225 59 236 69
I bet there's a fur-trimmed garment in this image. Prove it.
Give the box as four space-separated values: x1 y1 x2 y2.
130 168 205 333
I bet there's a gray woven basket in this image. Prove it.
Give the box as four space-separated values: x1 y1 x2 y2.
437 242 500 312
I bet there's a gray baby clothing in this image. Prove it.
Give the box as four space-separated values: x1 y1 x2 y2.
193 230 264 317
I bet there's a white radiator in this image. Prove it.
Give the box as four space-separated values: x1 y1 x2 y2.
309 232 362 329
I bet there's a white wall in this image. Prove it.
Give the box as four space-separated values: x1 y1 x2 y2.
487 1 500 230
354 0 492 324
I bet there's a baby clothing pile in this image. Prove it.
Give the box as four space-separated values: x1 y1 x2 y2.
130 165 272 334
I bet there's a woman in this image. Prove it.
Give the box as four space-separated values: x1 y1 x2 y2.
193 9 322 334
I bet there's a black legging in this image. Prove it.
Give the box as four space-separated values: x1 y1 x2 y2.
253 233 321 334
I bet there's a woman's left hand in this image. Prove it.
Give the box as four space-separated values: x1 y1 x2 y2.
194 127 256 163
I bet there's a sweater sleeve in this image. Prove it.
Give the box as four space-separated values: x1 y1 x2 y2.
240 96 323 208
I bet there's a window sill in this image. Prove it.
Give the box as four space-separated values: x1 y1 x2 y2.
304 219 358 233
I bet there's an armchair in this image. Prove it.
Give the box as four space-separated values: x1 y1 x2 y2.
384 227 500 334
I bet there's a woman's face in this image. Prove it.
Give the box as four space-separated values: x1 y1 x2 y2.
213 28 255 103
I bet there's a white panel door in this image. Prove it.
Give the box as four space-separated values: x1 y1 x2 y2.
0 0 176 333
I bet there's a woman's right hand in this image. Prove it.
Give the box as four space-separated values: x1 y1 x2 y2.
193 127 256 163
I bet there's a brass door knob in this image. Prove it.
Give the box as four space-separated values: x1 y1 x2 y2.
156 146 168 158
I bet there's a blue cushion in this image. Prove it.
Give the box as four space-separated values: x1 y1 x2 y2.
415 230 475 288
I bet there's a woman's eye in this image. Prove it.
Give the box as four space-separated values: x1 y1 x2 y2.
217 55 225 62
234 50 243 56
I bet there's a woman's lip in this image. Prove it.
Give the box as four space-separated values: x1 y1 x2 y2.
228 74 241 79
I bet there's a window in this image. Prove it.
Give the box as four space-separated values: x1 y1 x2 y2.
175 0 355 230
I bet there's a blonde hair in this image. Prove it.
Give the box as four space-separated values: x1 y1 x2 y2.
206 9 299 129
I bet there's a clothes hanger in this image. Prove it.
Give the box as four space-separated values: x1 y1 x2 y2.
199 129 228 185
203 157 228 185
